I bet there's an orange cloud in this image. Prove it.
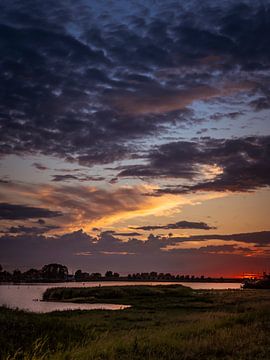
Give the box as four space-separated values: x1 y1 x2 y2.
0 179 229 235
109 82 253 115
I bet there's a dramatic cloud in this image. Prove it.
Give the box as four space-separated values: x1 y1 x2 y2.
131 220 215 231
0 1 270 274
38 185 155 228
0 181 172 231
119 136 270 194
0 0 269 167
1 179 201 234
0 203 62 220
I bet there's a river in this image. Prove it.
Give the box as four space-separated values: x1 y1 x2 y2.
0 281 241 313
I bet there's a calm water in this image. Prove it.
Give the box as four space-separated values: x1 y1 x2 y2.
0 281 241 313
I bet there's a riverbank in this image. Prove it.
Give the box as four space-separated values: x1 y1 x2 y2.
1 286 270 359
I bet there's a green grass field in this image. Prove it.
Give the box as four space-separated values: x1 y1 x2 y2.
1 285 270 360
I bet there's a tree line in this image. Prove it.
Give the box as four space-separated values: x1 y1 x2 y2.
0 264 241 283
0 263 69 282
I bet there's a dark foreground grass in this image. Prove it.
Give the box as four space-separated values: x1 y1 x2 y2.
1 285 270 360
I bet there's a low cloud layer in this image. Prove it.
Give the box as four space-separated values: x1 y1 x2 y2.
1 229 270 275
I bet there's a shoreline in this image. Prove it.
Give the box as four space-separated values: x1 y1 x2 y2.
0 278 243 285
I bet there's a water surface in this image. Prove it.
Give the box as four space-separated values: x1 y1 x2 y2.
0 281 241 313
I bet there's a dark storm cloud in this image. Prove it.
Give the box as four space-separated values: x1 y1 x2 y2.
131 220 215 231
0 203 62 220
119 136 270 194
0 0 270 167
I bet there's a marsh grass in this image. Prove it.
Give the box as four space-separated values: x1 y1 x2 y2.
42 284 193 306
1 286 270 359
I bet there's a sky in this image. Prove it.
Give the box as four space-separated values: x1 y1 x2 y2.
0 0 270 276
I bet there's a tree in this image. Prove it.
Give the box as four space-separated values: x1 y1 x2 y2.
75 269 90 281
13 269 22 282
75 269 82 281
91 272 102 279
105 271 113 278
24 268 40 281
0 270 12 282
42 263 68 281
150 272 158 279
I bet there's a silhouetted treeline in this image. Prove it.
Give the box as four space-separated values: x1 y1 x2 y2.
0 263 68 283
0 264 242 283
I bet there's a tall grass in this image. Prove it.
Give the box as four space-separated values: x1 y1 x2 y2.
1 288 270 359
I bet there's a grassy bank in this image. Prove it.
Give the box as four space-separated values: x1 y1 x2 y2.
1 285 270 359
43 284 193 307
